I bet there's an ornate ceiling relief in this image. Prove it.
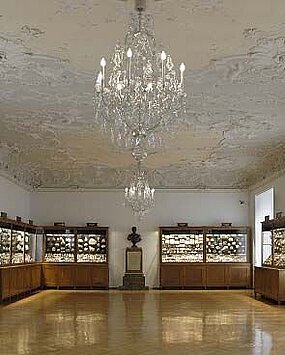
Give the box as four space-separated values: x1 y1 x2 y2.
0 1 285 190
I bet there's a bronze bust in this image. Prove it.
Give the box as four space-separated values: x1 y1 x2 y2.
127 226 141 247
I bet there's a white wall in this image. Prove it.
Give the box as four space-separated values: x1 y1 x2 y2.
0 175 30 220
30 189 249 288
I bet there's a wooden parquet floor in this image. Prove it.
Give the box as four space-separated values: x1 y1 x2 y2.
1 290 285 355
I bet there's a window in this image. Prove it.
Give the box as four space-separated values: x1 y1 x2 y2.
254 188 274 266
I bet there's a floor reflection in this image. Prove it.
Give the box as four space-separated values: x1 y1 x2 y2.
0 290 285 354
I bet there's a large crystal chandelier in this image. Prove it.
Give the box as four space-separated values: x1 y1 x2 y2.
94 0 186 217
124 161 155 219
94 0 186 158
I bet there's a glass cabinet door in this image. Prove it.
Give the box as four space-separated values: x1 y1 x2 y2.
161 231 204 263
11 228 25 264
262 231 272 266
24 229 37 263
77 231 107 263
272 228 285 268
206 231 247 262
0 225 11 265
44 231 75 262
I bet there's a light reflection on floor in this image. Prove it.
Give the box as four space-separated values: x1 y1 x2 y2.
0 290 284 355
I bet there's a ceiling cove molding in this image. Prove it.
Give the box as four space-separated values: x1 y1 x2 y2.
0 171 33 192
34 187 248 193
248 167 285 193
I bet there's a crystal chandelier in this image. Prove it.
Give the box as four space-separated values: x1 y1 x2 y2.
94 0 186 218
94 0 186 159
124 161 155 219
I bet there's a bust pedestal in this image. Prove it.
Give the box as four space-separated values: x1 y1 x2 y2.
122 247 147 290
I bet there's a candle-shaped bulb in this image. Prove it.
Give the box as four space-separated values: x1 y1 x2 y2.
96 71 103 84
100 57 106 67
127 48 133 58
180 62 186 72
161 51 167 61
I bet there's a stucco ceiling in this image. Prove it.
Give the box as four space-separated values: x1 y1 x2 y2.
1 0 285 189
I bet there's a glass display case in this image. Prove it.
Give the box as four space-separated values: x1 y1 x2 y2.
160 225 251 289
160 226 250 263
0 218 38 265
206 230 247 263
44 230 75 262
262 217 285 268
0 223 11 265
43 227 108 263
77 230 107 263
161 229 204 263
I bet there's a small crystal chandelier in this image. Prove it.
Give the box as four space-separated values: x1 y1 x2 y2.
94 0 186 159
125 161 155 219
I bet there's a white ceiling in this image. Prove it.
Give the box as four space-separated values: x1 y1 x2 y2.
1 0 285 189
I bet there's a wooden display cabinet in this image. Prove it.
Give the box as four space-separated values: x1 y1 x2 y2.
254 216 285 303
160 225 252 289
41 225 109 289
0 217 40 301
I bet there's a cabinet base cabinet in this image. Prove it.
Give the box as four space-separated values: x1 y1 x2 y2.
42 263 109 289
228 264 251 287
206 265 226 287
254 267 285 303
184 265 206 288
0 264 42 301
160 265 184 288
160 263 252 289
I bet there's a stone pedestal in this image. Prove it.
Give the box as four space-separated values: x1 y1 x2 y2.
122 247 148 290
123 273 146 290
